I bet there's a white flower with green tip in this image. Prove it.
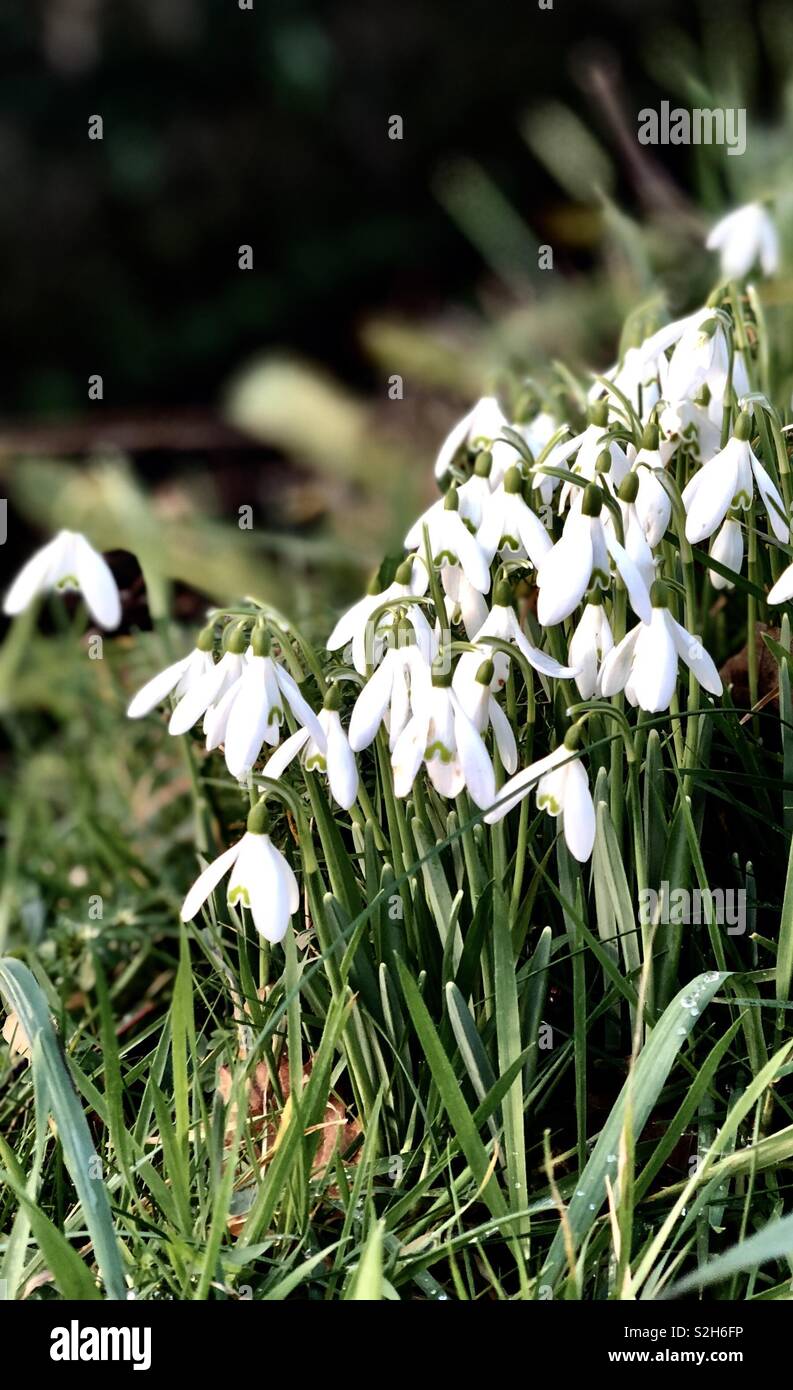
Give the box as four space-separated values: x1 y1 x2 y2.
208 627 325 781
180 801 299 943
536 483 652 627
433 395 508 481
4 528 121 630
477 465 553 568
484 727 596 863
682 411 788 545
262 684 358 809
390 665 496 808
598 583 721 713
568 593 613 700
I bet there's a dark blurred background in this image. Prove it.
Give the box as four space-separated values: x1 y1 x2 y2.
1 0 789 615
0 0 746 414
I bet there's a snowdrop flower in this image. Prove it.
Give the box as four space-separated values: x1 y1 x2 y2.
348 636 432 752
536 484 652 627
180 801 298 943
706 203 779 280
326 556 431 676
407 485 491 594
555 404 630 513
568 592 613 700
167 625 249 736
659 394 721 467
451 656 517 773
210 626 325 780
434 395 508 481
768 559 793 605
128 624 217 720
631 424 672 547
665 310 731 404
262 684 358 810
477 465 553 567
682 411 789 545
390 664 496 808
484 727 596 863
611 471 656 591
4 528 121 630
453 580 578 706
439 562 489 640
599 583 722 713
708 518 743 591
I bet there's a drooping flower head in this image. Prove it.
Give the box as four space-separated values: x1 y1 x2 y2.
4 528 121 631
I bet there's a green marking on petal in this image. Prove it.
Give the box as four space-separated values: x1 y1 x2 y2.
228 885 251 908
425 740 454 764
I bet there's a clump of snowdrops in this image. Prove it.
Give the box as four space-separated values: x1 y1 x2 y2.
5 202 793 1297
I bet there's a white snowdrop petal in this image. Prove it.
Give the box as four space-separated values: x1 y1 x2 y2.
562 762 596 863
348 653 395 751
684 449 740 544
127 654 190 718
168 659 227 735
391 712 428 798
453 698 496 809
2 533 65 615
631 611 678 712
489 697 518 774
273 664 326 748
180 840 242 921
246 836 299 942
224 659 275 778
325 710 359 809
751 455 789 543
484 747 565 824
598 626 641 698
262 727 310 779
604 529 652 624
73 533 122 629
536 527 593 626
667 616 722 696
768 561 793 605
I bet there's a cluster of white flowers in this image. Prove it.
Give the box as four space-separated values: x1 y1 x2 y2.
5 204 790 946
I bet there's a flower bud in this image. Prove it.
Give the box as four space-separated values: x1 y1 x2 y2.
589 400 609 428
475 658 495 686
504 465 524 494
650 580 669 608
197 622 216 652
323 682 342 712
735 410 753 442
513 389 538 423
394 557 415 586
493 578 514 607
474 449 493 478
251 620 270 657
444 485 460 512
618 471 639 504
226 620 249 655
247 800 270 835
582 483 603 517
595 449 612 475
640 422 659 450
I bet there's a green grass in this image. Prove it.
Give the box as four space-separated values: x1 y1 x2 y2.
1 594 793 1301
